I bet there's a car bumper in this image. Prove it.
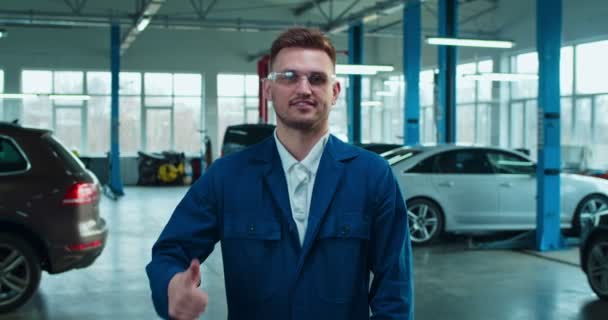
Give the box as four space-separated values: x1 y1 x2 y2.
47 217 108 274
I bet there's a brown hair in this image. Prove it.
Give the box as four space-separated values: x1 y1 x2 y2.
269 27 336 68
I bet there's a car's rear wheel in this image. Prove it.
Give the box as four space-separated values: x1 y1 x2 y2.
0 234 41 313
585 234 608 300
573 195 608 236
407 199 444 245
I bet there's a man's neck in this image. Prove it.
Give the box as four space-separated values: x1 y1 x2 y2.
276 124 328 161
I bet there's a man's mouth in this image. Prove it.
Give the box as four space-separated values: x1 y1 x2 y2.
289 100 317 108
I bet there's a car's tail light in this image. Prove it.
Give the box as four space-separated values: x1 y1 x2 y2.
63 182 99 205
66 240 103 251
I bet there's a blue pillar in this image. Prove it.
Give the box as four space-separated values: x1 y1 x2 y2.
437 0 458 143
404 0 421 145
536 0 562 251
348 22 363 144
109 24 124 196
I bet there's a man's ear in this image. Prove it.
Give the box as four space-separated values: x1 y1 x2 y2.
262 78 272 102
332 80 341 105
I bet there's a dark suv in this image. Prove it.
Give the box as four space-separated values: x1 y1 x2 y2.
0 122 107 313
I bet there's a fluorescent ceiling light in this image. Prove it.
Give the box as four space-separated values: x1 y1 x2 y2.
0 30 5 38
384 80 404 87
136 17 151 32
0 93 37 99
382 4 404 15
361 101 382 107
462 73 538 82
426 37 514 49
336 64 394 75
49 94 91 101
362 13 379 24
375 91 394 97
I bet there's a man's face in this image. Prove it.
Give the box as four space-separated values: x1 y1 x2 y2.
264 47 341 131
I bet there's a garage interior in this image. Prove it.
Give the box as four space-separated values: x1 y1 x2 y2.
1 0 608 319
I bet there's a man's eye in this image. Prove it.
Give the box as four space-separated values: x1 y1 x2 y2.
282 71 297 81
308 73 327 85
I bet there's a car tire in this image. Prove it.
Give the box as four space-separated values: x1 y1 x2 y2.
572 195 608 236
406 198 444 245
0 233 42 314
585 233 608 301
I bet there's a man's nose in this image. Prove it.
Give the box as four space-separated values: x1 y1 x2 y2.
294 76 313 94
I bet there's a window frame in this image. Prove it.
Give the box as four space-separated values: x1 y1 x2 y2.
0 135 32 176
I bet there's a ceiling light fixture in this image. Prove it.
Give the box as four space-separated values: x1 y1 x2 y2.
136 17 151 32
336 64 394 75
0 93 37 99
361 101 383 107
462 73 538 82
49 94 92 101
0 30 6 39
426 37 515 49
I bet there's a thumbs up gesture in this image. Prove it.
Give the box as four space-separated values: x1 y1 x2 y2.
168 259 209 320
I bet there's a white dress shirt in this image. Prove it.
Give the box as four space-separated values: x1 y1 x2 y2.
274 130 329 245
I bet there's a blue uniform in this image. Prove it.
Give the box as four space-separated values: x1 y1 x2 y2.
146 135 413 319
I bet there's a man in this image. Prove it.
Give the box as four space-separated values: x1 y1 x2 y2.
146 27 413 320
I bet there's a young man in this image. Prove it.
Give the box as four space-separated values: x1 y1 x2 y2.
146 27 413 320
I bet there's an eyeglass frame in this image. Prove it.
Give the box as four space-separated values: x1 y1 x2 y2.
266 70 337 87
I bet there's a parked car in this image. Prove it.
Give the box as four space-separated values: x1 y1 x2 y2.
383 144 608 245
355 143 402 155
580 210 608 301
221 123 276 156
0 122 107 313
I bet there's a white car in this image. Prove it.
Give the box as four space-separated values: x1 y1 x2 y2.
383 145 608 245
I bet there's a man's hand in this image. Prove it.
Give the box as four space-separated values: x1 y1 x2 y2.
168 259 209 320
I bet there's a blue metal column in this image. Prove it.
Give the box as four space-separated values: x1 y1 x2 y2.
109 24 124 196
404 0 421 145
437 0 458 143
536 0 563 251
348 22 363 144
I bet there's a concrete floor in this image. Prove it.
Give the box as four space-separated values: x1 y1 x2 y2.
4 186 608 319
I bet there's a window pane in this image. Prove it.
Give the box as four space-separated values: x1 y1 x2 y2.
576 40 608 94
87 72 111 95
54 71 83 94
329 98 349 142
487 151 535 174
145 73 173 96
87 96 111 155
478 60 493 101
438 150 492 174
525 100 538 159
119 97 141 154
174 97 201 153
575 98 592 145
512 52 538 99
0 70 3 121
511 102 524 147
457 63 476 104
421 106 436 144
457 104 475 143
145 97 172 107
218 74 245 97
0 70 4 92
245 75 259 97
245 98 258 123
120 72 141 95
55 108 82 152
22 70 52 94
420 70 434 106
561 46 573 96
217 97 245 152
146 109 171 152
173 73 201 96
561 98 573 146
595 95 608 169
22 96 52 129
478 103 491 145
0 138 28 173
362 77 371 100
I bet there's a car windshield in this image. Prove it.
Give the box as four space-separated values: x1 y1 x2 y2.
383 148 421 166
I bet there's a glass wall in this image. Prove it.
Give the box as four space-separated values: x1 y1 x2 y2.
456 59 494 145
0 70 4 121
21 70 203 155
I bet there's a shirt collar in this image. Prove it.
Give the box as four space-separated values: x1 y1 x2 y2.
274 129 329 176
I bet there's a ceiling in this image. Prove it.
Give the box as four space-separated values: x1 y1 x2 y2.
0 0 507 37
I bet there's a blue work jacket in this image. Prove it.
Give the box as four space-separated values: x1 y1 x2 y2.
146 135 413 320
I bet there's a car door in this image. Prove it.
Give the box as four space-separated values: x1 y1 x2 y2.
486 150 536 228
431 149 499 227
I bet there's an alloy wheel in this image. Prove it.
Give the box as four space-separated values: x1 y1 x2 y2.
587 239 608 298
408 203 440 243
0 244 31 308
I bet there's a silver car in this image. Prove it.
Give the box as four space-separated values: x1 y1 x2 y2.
383 145 608 245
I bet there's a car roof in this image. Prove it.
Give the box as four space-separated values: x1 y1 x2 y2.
382 143 533 161
0 121 51 137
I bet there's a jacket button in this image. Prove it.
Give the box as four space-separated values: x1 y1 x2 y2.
249 224 255 232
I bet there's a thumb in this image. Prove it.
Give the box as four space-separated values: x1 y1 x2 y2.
186 259 201 286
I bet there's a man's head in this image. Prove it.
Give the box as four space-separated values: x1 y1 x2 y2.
264 27 341 132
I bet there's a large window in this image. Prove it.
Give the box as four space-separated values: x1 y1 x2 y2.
20 70 203 155
456 59 493 145
217 74 260 152
0 70 4 121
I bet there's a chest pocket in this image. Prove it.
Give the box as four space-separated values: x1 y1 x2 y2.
221 214 282 302
318 211 370 240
